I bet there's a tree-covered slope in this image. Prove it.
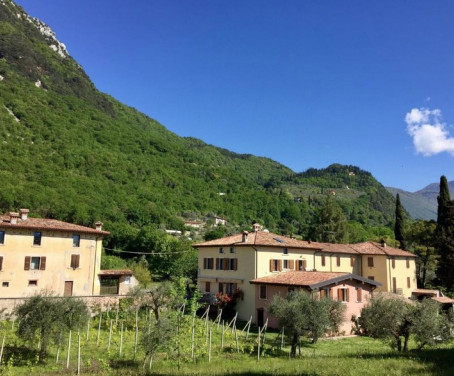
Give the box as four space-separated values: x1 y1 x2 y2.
0 0 397 247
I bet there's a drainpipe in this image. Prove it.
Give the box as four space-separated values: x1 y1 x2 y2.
252 246 259 278
92 238 100 295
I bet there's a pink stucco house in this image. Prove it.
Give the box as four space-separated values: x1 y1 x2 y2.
250 271 381 334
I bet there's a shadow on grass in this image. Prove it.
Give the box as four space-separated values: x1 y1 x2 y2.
2 345 39 366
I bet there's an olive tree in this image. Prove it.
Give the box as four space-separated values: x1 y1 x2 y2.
269 290 345 357
360 295 452 351
14 292 89 363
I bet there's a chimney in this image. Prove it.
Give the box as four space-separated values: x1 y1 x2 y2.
252 223 262 232
242 231 249 243
19 208 29 221
9 212 19 225
95 221 103 231
380 239 386 248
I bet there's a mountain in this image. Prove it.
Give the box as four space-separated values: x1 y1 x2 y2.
0 1 397 247
386 181 454 220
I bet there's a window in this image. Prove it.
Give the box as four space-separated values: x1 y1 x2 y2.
33 232 42 246
406 258 410 269
338 288 349 302
259 285 267 300
336 256 341 267
219 282 237 295
0 256 3 271
28 280 38 287
350 257 355 267
203 258 214 270
205 281 210 292
320 288 331 299
230 247 235 254
0 231 4 245
70 254 80 269
216 258 225 270
270 259 281 272
2 282 8 287
367 257 374 267
356 287 362 302
297 259 306 271
407 277 411 289
219 247 224 254
391 258 396 269
24 256 46 270
72 234 80 247
229 258 238 271
321 255 326 267
392 277 397 293
282 248 288 255
283 259 289 269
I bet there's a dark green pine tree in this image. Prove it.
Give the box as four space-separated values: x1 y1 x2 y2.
435 176 454 291
394 194 406 250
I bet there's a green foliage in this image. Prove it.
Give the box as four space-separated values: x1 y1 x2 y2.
14 292 89 363
394 194 406 249
406 220 437 288
129 256 152 288
360 295 452 352
435 176 454 291
309 195 349 243
268 290 345 356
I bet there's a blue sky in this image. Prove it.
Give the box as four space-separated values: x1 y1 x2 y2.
15 0 454 192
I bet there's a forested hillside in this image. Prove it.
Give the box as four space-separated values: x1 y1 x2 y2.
0 0 397 258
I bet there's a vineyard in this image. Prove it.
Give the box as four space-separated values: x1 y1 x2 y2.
0 297 453 376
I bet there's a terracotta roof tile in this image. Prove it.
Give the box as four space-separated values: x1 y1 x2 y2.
432 296 454 304
193 231 416 258
98 269 133 276
0 215 109 236
250 271 380 289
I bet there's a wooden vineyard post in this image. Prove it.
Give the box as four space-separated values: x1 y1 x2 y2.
234 326 239 353
77 330 81 376
119 321 124 357
191 314 195 360
257 327 261 361
0 334 6 367
96 313 102 347
66 330 72 369
280 327 285 349
242 316 252 339
221 321 225 349
108 319 113 351
86 317 90 341
56 331 62 364
115 302 119 327
208 328 212 362
134 309 139 360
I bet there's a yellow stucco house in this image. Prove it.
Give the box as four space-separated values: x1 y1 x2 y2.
0 209 109 297
194 224 417 324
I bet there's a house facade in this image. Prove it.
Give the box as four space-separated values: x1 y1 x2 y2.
194 226 417 328
250 271 380 334
0 209 109 297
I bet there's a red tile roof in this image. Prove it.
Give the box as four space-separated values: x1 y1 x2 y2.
432 296 454 304
250 271 380 289
98 269 132 276
0 214 109 236
193 231 416 258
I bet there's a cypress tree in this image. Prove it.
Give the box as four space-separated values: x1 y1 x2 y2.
435 176 454 290
394 194 406 249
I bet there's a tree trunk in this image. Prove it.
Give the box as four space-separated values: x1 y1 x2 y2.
403 334 410 352
395 335 402 352
290 332 299 357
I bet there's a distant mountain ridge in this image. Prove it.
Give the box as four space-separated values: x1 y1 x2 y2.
386 181 454 220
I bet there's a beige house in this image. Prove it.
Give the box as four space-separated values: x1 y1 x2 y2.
194 226 417 327
0 209 108 297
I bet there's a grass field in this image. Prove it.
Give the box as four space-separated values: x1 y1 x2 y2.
0 313 453 376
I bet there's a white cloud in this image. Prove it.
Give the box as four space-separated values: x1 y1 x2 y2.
405 107 454 156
